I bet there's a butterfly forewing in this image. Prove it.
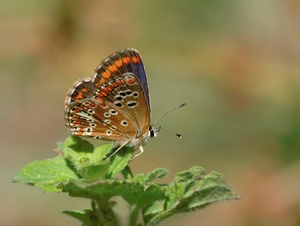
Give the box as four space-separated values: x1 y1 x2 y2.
93 48 150 110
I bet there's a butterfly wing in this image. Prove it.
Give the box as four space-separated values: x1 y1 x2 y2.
93 48 150 111
64 73 150 143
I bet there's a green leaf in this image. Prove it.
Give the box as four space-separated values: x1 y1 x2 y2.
63 209 96 226
78 159 111 182
144 168 169 183
92 144 114 162
133 168 169 184
107 147 133 178
144 166 239 226
65 201 122 226
63 136 94 154
58 176 166 208
62 136 114 182
13 156 79 192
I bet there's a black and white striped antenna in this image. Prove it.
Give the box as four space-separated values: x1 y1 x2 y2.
151 103 187 138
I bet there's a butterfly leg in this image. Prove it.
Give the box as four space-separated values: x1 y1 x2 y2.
108 142 128 158
131 145 144 160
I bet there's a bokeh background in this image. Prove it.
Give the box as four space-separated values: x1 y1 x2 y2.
2 0 300 225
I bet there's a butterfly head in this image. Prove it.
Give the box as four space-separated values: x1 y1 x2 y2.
148 126 161 138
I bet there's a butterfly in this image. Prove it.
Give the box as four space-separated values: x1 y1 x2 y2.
64 48 160 156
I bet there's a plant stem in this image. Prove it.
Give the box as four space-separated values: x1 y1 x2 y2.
93 199 120 226
129 204 143 226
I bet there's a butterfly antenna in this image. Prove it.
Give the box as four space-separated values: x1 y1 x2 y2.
160 127 183 138
152 103 186 126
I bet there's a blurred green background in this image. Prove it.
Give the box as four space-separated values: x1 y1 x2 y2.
2 0 300 225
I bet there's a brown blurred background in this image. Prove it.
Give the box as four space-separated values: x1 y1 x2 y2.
2 0 300 225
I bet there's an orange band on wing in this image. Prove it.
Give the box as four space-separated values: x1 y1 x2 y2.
101 70 111 78
127 77 137 84
122 57 130 64
108 65 117 72
115 59 123 67
76 128 83 136
132 56 140 63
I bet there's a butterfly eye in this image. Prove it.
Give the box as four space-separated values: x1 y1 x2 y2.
150 129 155 137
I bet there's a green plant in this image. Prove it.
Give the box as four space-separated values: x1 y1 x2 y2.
14 136 238 226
